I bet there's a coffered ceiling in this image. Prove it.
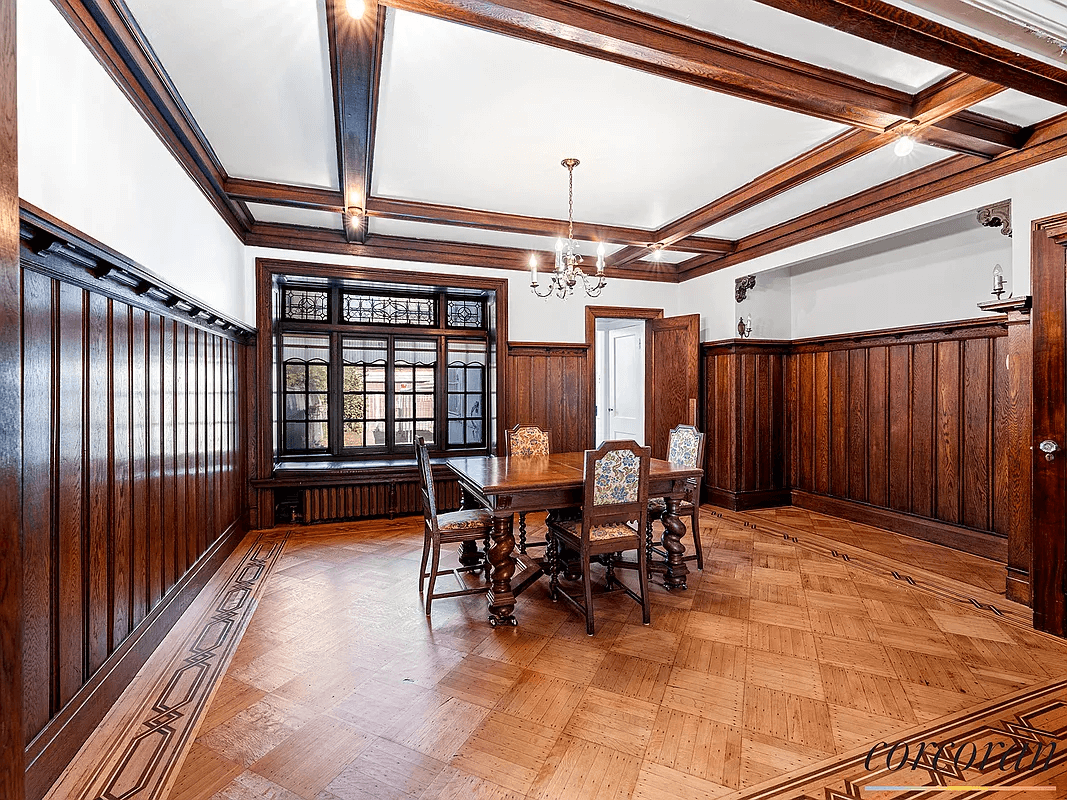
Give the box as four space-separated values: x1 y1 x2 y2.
50 0 1067 281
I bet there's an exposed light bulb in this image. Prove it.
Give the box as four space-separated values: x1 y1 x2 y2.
346 0 367 19
894 136 915 157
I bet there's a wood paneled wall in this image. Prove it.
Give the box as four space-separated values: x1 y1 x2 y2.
702 341 790 509
505 343 591 453
788 320 1011 561
18 217 252 799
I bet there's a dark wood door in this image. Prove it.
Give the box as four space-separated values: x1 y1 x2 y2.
1032 215 1067 637
647 314 700 460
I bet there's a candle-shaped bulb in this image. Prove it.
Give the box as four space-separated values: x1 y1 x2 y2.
529 255 538 284
596 242 605 273
555 238 564 271
992 263 1004 296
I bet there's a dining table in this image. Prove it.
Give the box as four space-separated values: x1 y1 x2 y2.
446 451 703 627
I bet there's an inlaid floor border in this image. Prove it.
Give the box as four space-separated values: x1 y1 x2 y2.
709 507 1037 633
61 527 291 800
733 676 1067 799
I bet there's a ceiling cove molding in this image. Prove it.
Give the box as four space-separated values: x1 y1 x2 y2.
50 0 252 237
678 112 1067 279
324 0 386 243
748 0 1067 106
244 222 687 283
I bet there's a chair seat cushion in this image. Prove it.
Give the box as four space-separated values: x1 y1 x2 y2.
648 498 694 516
553 518 639 541
437 509 493 531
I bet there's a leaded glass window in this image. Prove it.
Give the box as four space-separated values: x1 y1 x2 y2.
447 340 486 447
282 335 330 452
342 338 387 448
283 288 329 321
446 297 485 329
341 292 435 326
394 339 437 445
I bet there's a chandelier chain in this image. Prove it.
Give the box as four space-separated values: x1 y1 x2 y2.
567 162 575 243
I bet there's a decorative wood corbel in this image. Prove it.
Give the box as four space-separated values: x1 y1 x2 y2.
735 275 756 303
977 200 1012 237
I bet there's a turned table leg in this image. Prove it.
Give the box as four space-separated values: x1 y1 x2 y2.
661 497 690 590
486 514 518 626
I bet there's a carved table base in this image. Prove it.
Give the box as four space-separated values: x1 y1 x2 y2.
660 497 690 590
486 515 517 626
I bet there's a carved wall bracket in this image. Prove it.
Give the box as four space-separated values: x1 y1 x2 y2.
977 200 1012 237
735 275 756 302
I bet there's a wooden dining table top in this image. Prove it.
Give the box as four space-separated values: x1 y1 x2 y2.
446 451 702 495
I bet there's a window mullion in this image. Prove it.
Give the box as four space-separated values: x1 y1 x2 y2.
385 335 395 451
329 331 342 456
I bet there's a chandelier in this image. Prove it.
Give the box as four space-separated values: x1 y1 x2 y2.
529 158 607 298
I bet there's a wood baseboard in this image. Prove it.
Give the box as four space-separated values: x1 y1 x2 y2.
790 491 1007 562
24 511 249 800
704 486 791 511
1006 566 1033 606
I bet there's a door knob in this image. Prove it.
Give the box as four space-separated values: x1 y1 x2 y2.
1039 440 1061 461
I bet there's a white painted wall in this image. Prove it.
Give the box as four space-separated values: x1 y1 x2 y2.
788 214 1012 339
244 246 680 343
678 153 1067 342
17 0 249 323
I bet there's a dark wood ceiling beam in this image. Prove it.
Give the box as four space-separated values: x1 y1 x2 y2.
920 110 1024 159
245 222 684 282
364 196 735 253
224 178 345 212
325 0 385 242
611 72 1006 267
677 112 1067 280
50 0 249 238
747 0 1067 107
379 0 914 131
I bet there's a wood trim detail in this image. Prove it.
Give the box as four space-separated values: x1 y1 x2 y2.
978 199 1013 237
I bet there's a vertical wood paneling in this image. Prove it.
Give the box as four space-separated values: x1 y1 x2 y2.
785 321 1011 554
86 293 110 675
829 350 848 497
866 347 888 508
962 337 991 531
504 345 589 453
935 340 961 524
174 326 187 579
162 320 175 594
813 351 829 494
130 308 147 629
887 345 910 513
147 314 162 608
21 269 53 743
111 305 131 647
910 342 934 518
56 282 84 707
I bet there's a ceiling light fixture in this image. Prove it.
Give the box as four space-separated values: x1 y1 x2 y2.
346 0 367 19
894 135 915 157
530 158 606 299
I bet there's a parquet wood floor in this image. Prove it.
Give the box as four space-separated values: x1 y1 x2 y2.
54 509 1067 800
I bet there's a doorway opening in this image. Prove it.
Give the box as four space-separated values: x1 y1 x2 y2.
595 318 646 445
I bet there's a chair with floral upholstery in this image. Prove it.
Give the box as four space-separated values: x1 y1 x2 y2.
416 436 493 616
647 424 705 570
505 423 551 552
545 440 651 635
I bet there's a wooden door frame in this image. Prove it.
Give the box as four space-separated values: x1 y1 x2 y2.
0 0 23 795
585 306 663 450
1031 213 1067 637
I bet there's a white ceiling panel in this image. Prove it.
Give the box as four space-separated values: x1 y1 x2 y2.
123 0 339 189
247 203 343 229
967 89 1067 126
620 0 953 92
372 9 848 231
637 250 693 264
368 216 627 258
699 142 955 240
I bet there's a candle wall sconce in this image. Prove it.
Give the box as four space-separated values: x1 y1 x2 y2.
992 264 1005 299
737 315 752 338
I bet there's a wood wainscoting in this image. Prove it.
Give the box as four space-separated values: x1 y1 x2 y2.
702 340 790 510
18 206 254 800
505 342 592 453
702 316 1033 592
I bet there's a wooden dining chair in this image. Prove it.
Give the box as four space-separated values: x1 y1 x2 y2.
415 436 493 616
647 424 706 570
546 440 651 635
505 423 550 553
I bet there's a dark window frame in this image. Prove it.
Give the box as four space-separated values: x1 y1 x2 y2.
275 282 493 461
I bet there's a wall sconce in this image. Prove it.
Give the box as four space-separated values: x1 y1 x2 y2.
737 314 752 338
991 263 1005 299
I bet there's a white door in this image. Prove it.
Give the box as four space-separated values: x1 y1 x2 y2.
606 324 644 443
